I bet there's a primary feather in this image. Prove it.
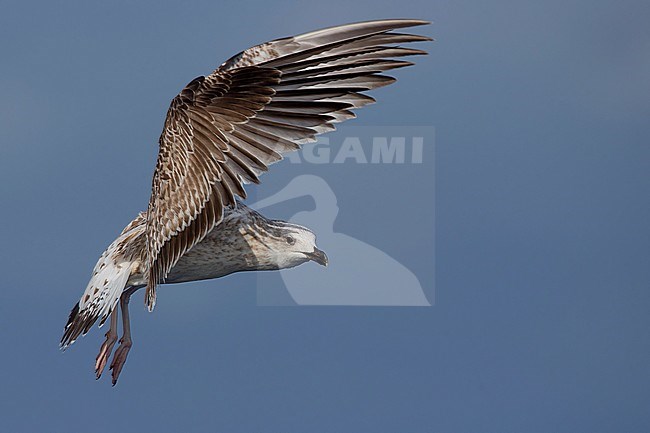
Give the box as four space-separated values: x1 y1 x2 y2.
144 19 431 310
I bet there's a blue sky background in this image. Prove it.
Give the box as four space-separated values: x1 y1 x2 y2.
1 0 649 432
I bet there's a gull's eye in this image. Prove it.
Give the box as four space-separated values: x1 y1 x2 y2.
286 236 295 245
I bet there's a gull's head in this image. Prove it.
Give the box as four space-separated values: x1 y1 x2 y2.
255 220 328 270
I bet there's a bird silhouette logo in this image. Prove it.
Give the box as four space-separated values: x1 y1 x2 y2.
253 175 431 306
60 19 433 384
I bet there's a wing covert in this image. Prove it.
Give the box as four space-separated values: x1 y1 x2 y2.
145 19 431 309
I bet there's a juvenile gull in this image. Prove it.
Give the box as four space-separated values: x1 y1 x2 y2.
61 18 431 384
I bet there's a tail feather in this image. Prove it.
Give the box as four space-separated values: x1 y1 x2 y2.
61 251 133 349
61 214 145 349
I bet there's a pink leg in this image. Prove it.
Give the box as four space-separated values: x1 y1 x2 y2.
95 307 118 379
110 290 134 386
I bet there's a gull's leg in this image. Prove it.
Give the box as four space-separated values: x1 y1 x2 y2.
95 307 118 379
110 287 136 386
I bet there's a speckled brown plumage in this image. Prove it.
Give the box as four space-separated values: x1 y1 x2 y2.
61 19 430 384
144 19 431 310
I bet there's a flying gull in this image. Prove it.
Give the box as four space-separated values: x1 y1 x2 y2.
61 19 431 384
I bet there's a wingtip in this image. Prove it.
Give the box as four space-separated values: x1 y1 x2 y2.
293 18 433 44
145 297 156 312
395 19 432 25
145 275 157 312
145 291 156 312
376 18 432 28
362 18 431 26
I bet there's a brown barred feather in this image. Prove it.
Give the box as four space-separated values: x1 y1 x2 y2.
144 19 430 310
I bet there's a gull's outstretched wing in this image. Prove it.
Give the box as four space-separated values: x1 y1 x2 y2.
145 19 431 309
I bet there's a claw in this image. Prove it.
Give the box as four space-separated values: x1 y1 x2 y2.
95 331 117 379
94 309 119 379
110 338 132 385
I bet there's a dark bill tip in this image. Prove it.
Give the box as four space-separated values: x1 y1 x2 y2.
305 247 328 267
